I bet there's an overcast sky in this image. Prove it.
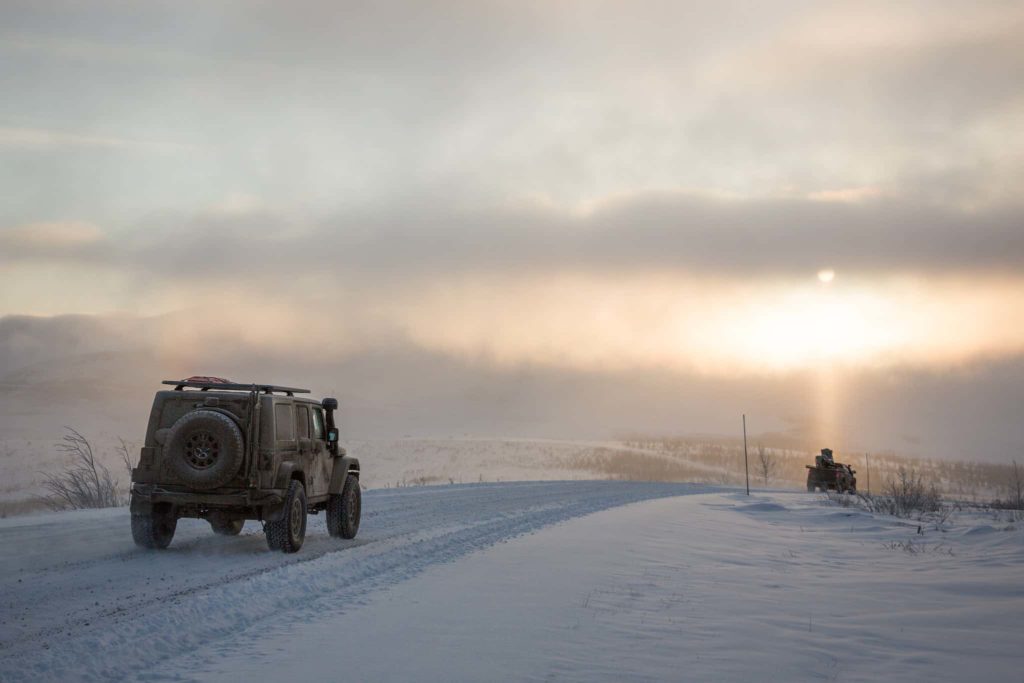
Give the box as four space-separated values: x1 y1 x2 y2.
1 1 1022 458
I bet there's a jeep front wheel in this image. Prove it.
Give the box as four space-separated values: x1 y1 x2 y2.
327 476 361 539
131 508 177 549
265 480 307 553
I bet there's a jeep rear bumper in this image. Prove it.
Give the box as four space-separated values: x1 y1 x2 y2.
130 484 285 519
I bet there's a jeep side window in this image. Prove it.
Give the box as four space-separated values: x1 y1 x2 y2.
274 403 294 441
311 408 325 440
296 405 310 439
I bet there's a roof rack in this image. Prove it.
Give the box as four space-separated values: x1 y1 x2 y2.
161 379 310 396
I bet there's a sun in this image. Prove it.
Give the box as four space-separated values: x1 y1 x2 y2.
817 269 835 284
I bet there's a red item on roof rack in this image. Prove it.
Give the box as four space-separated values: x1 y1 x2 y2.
182 375 232 384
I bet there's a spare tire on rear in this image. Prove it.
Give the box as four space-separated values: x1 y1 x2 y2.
164 410 245 490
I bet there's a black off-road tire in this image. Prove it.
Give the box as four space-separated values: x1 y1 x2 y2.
265 521 282 551
210 519 244 536
327 476 361 539
265 480 307 553
164 410 245 490
131 510 177 549
806 476 816 492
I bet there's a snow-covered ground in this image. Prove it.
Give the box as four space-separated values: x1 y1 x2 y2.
1 484 1021 682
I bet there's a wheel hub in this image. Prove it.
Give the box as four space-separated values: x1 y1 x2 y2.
184 431 220 469
290 497 303 538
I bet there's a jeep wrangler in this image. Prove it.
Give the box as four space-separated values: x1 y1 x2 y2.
130 376 361 553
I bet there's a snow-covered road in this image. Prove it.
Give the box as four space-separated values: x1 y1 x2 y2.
0 481 706 682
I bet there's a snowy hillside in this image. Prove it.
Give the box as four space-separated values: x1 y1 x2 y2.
1 482 1021 682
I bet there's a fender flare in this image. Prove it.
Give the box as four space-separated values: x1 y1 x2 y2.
329 456 360 495
264 460 300 523
274 460 305 490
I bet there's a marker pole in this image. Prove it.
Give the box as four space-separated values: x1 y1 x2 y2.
743 414 750 496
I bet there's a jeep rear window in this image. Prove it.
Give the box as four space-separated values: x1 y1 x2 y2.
158 398 192 428
274 404 294 441
296 405 310 439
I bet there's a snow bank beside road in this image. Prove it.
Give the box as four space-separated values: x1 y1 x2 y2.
175 492 1024 683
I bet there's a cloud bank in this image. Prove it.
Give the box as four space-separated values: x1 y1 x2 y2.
1 1 1022 459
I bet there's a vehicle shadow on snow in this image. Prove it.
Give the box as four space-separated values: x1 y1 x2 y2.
131 523 372 559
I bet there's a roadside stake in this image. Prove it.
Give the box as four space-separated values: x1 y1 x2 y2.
743 414 750 496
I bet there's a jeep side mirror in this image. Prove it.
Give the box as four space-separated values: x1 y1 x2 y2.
327 427 338 443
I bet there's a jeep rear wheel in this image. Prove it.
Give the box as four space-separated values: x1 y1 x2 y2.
210 519 244 536
265 480 307 553
164 410 245 490
131 509 177 549
327 476 361 539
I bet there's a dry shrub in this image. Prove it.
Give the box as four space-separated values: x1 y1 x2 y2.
882 467 942 516
756 445 777 487
882 539 954 556
826 467 950 527
38 427 128 511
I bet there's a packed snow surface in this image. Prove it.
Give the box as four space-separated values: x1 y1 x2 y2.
2 483 1022 682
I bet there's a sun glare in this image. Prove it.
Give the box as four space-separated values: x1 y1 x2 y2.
724 286 901 370
817 269 835 284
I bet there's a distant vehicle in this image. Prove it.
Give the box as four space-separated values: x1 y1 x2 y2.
806 447 857 493
130 377 361 553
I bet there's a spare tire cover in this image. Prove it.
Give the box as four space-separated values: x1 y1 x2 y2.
165 410 245 490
